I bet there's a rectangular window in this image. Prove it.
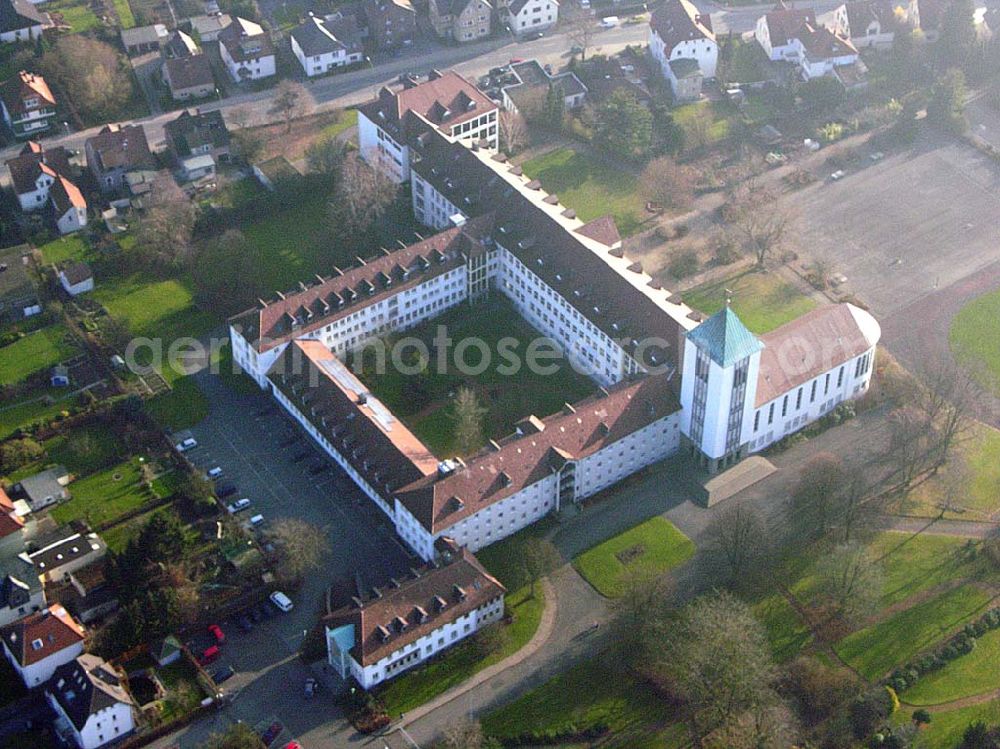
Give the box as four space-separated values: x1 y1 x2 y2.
810 380 817 403
768 403 775 425
824 373 830 395
781 395 788 417
754 410 760 433
795 388 803 410
837 366 845 387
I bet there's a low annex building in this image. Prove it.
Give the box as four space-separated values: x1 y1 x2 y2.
325 547 504 688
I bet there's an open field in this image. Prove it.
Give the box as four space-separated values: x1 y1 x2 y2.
683 270 816 335
359 296 598 457
0 325 77 385
951 287 1000 395
572 517 694 598
905 626 1000 706
522 147 646 237
50 458 163 528
834 585 993 680
38 236 90 265
93 276 215 341
672 100 732 144
0 393 76 440
913 698 1000 748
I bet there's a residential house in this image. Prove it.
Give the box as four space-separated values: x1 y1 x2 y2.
0 490 25 553
0 604 85 688
28 531 107 584
504 0 557 35
0 0 47 43
357 69 498 182
58 261 94 296
754 2 859 81
164 109 230 165
290 13 364 77
668 58 703 101
84 124 156 194
362 0 416 51
50 176 88 234
46 654 136 749
218 16 276 82
325 548 505 688
64 564 118 624
1 71 56 138
120 23 169 55
0 245 41 320
755 0 816 60
10 467 70 513
429 0 492 43
163 55 216 100
6 142 87 234
820 0 914 49
185 13 232 41
649 0 717 100
0 493 44 628
500 59 587 113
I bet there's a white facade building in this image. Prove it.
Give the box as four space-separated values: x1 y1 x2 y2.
504 0 558 35
754 3 858 80
289 14 363 77
0 604 85 688
46 654 136 749
218 17 276 82
649 0 718 90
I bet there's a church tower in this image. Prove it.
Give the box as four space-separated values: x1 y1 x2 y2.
679 306 763 473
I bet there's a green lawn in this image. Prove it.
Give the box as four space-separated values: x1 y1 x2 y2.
50 458 162 528
38 236 90 265
318 108 358 140
573 517 694 598
0 393 75 440
906 423 1000 520
358 296 597 457
672 101 732 143
46 0 102 31
684 270 816 335
377 585 544 717
521 147 646 237
144 376 209 431
482 657 684 747
905 626 1000 705
93 276 216 341
45 424 123 476
951 288 1000 395
834 586 993 680
113 0 135 27
914 699 1000 748
0 325 77 386
753 592 813 662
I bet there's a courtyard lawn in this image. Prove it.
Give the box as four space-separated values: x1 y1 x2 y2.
834 585 992 681
521 147 646 237
46 0 102 32
377 585 544 717
93 276 216 341
358 296 598 458
915 699 1000 748
905 626 1000 706
753 592 813 662
573 517 694 598
672 101 732 144
0 394 75 440
50 458 162 529
38 236 91 265
683 270 816 334
905 423 1000 520
319 108 358 140
45 425 123 476
951 287 1000 395
0 325 77 386
482 657 683 747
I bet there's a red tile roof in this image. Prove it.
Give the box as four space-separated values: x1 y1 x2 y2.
0 487 23 539
324 547 504 666
575 215 622 248
0 71 54 118
755 303 880 407
0 604 84 666
50 175 86 213
396 374 680 533
762 2 816 46
5 145 71 195
650 0 715 52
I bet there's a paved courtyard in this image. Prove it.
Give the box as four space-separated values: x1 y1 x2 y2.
789 132 1000 318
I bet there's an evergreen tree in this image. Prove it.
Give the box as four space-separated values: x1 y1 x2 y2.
541 84 565 131
593 89 653 160
937 0 976 69
927 68 968 133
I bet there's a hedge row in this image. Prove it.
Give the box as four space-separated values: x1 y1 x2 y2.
496 723 610 746
886 607 1000 693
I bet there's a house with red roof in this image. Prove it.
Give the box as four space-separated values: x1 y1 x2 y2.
0 71 56 138
754 1 860 81
5 142 87 234
0 603 85 687
648 0 717 99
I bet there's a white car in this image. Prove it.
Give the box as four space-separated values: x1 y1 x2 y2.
249 513 265 527
206 466 223 479
600 15 619 27
270 591 293 612
227 498 251 514
176 438 198 452
869 151 885 162
830 170 846 181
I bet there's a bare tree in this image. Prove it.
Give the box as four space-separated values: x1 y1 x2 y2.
452 386 487 455
269 80 308 132
790 453 846 540
882 406 934 493
269 518 330 580
726 177 794 267
564 5 597 60
838 472 873 545
521 537 562 599
40 37 133 121
473 622 510 658
916 360 978 473
305 135 348 176
227 106 252 130
704 503 769 588
498 109 529 155
436 717 490 749
815 541 884 623
640 155 698 213
611 570 674 667
134 199 198 269
333 152 398 234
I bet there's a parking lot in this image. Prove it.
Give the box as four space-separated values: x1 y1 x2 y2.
152 367 416 748
787 131 1000 318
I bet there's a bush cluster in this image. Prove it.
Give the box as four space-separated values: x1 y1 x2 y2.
496 723 610 747
886 607 1000 692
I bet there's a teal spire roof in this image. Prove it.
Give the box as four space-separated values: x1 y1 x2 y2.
687 306 763 367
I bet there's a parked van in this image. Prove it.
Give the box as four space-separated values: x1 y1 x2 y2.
270 591 293 612
600 15 619 27
249 514 265 527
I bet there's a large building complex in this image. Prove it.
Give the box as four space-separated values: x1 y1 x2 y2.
229 71 880 688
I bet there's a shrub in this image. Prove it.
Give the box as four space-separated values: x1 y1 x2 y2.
912 709 932 725
668 250 699 279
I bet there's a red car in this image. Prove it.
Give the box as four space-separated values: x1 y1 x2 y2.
208 624 225 643
199 645 220 666
509 57 524 64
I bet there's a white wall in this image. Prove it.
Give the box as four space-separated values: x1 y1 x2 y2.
650 27 718 79
57 207 87 236
15 173 53 211
5 639 84 688
219 41 275 82
48 693 134 749
357 111 410 183
507 0 557 33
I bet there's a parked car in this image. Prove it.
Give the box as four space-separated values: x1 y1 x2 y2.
600 15 619 27
830 170 846 180
176 438 198 452
304 677 317 698
199 645 220 666
227 498 252 514
261 721 282 746
207 467 223 479
270 591 293 612
216 482 237 498
208 624 225 643
249 513 265 527
869 151 885 162
212 665 235 684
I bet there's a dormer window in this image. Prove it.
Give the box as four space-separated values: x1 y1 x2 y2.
31 639 43 650
453 584 466 602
